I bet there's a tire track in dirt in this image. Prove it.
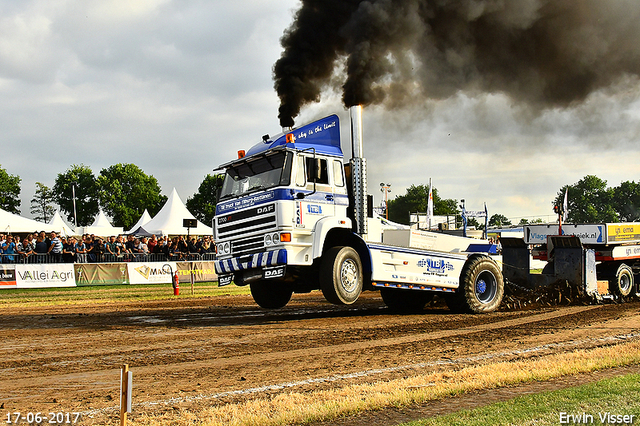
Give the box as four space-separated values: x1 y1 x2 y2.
0 305 600 401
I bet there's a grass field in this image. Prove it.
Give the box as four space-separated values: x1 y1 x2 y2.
0 282 250 307
404 373 640 426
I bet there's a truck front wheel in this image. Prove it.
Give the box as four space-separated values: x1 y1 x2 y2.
446 256 504 313
320 246 363 305
250 280 293 309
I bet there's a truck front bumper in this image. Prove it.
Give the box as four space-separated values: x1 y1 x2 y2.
215 249 288 285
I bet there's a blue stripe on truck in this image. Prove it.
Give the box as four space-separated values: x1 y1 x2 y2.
215 249 288 275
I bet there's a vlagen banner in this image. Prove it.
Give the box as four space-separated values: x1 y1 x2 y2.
75 263 130 286
127 261 176 285
15 264 76 288
0 266 17 289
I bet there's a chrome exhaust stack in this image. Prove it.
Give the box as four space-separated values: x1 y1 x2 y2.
349 105 368 235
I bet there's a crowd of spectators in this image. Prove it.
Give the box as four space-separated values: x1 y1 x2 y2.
0 232 215 264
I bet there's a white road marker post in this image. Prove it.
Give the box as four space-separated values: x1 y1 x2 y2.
120 364 132 426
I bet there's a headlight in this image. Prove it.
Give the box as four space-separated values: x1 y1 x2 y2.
272 232 280 244
264 234 272 246
217 242 230 255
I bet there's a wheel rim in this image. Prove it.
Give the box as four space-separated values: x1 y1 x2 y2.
476 270 497 304
620 272 631 293
340 258 359 295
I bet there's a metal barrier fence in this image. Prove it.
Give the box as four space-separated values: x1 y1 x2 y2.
0 252 216 264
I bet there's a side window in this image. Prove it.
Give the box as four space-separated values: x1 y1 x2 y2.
306 157 329 185
332 160 344 187
295 155 306 187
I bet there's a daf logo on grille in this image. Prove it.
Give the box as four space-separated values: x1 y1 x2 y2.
257 205 275 214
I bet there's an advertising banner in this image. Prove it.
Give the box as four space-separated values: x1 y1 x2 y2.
75 263 130 286
176 261 218 283
15 264 76 288
127 261 176 285
523 224 606 245
607 223 640 243
0 266 17 288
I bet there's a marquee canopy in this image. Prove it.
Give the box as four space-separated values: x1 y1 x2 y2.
0 208 58 234
134 188 212 236
77 209 124 237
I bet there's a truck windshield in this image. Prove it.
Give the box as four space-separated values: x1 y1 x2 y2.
219 151 292 200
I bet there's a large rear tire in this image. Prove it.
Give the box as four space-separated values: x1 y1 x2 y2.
250 280 293 309
381 288 433 312
446 256 504 313
610 263 634 297
320 246 363 305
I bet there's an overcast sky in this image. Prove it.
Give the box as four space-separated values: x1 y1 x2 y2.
2 0 639 224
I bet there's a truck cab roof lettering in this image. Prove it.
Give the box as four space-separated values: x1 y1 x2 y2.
246 114 342 159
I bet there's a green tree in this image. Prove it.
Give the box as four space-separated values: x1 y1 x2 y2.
488 214 511 227
0 165 21 214
53 164 99 227
30 182 56 222
554 175 618 223
186 174 224 225
387 184 458 225
96 163 167 229
613 181 640 222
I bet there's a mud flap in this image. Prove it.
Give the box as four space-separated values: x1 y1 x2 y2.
263 266 286 280
218 274 233 286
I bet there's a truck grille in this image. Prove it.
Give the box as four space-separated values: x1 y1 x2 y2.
216 203 277 256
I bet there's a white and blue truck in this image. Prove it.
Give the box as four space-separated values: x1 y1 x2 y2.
213 106 503 313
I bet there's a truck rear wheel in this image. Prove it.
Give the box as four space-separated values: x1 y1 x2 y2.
320 246 363 305
250 280 293 309
446 256 504 313
380 288 433 312
610 263 634 297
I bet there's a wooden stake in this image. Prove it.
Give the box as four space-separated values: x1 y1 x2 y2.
120 364 132 426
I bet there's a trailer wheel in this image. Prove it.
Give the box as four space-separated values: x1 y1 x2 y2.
611 264 634 297
250 280 293 309
447 256 504 313
320 246 363 305
380 288 433 312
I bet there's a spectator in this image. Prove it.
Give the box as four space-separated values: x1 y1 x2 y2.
125 235 136 255
177 236 188 254
48 232 63 263
16 237 35 262
134 237 149 256
85 235 97 262
154 236 166 254
2 236 17 263
41 231 51 252
187 237 198 254
62 237 75 263
115 235 125 256
93 238 105 262
147 235 157 254
75 237 87 263
34 234 48 262
106 236 119 260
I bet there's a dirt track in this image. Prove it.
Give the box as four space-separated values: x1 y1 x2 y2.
1 292 639 425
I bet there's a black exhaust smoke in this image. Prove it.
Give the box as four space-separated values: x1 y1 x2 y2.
273 0 640 128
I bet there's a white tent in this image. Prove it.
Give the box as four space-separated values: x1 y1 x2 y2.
48 211 77 237
138 188 212 236
78 209 124 237
0 208 56 234
125 209 153 234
